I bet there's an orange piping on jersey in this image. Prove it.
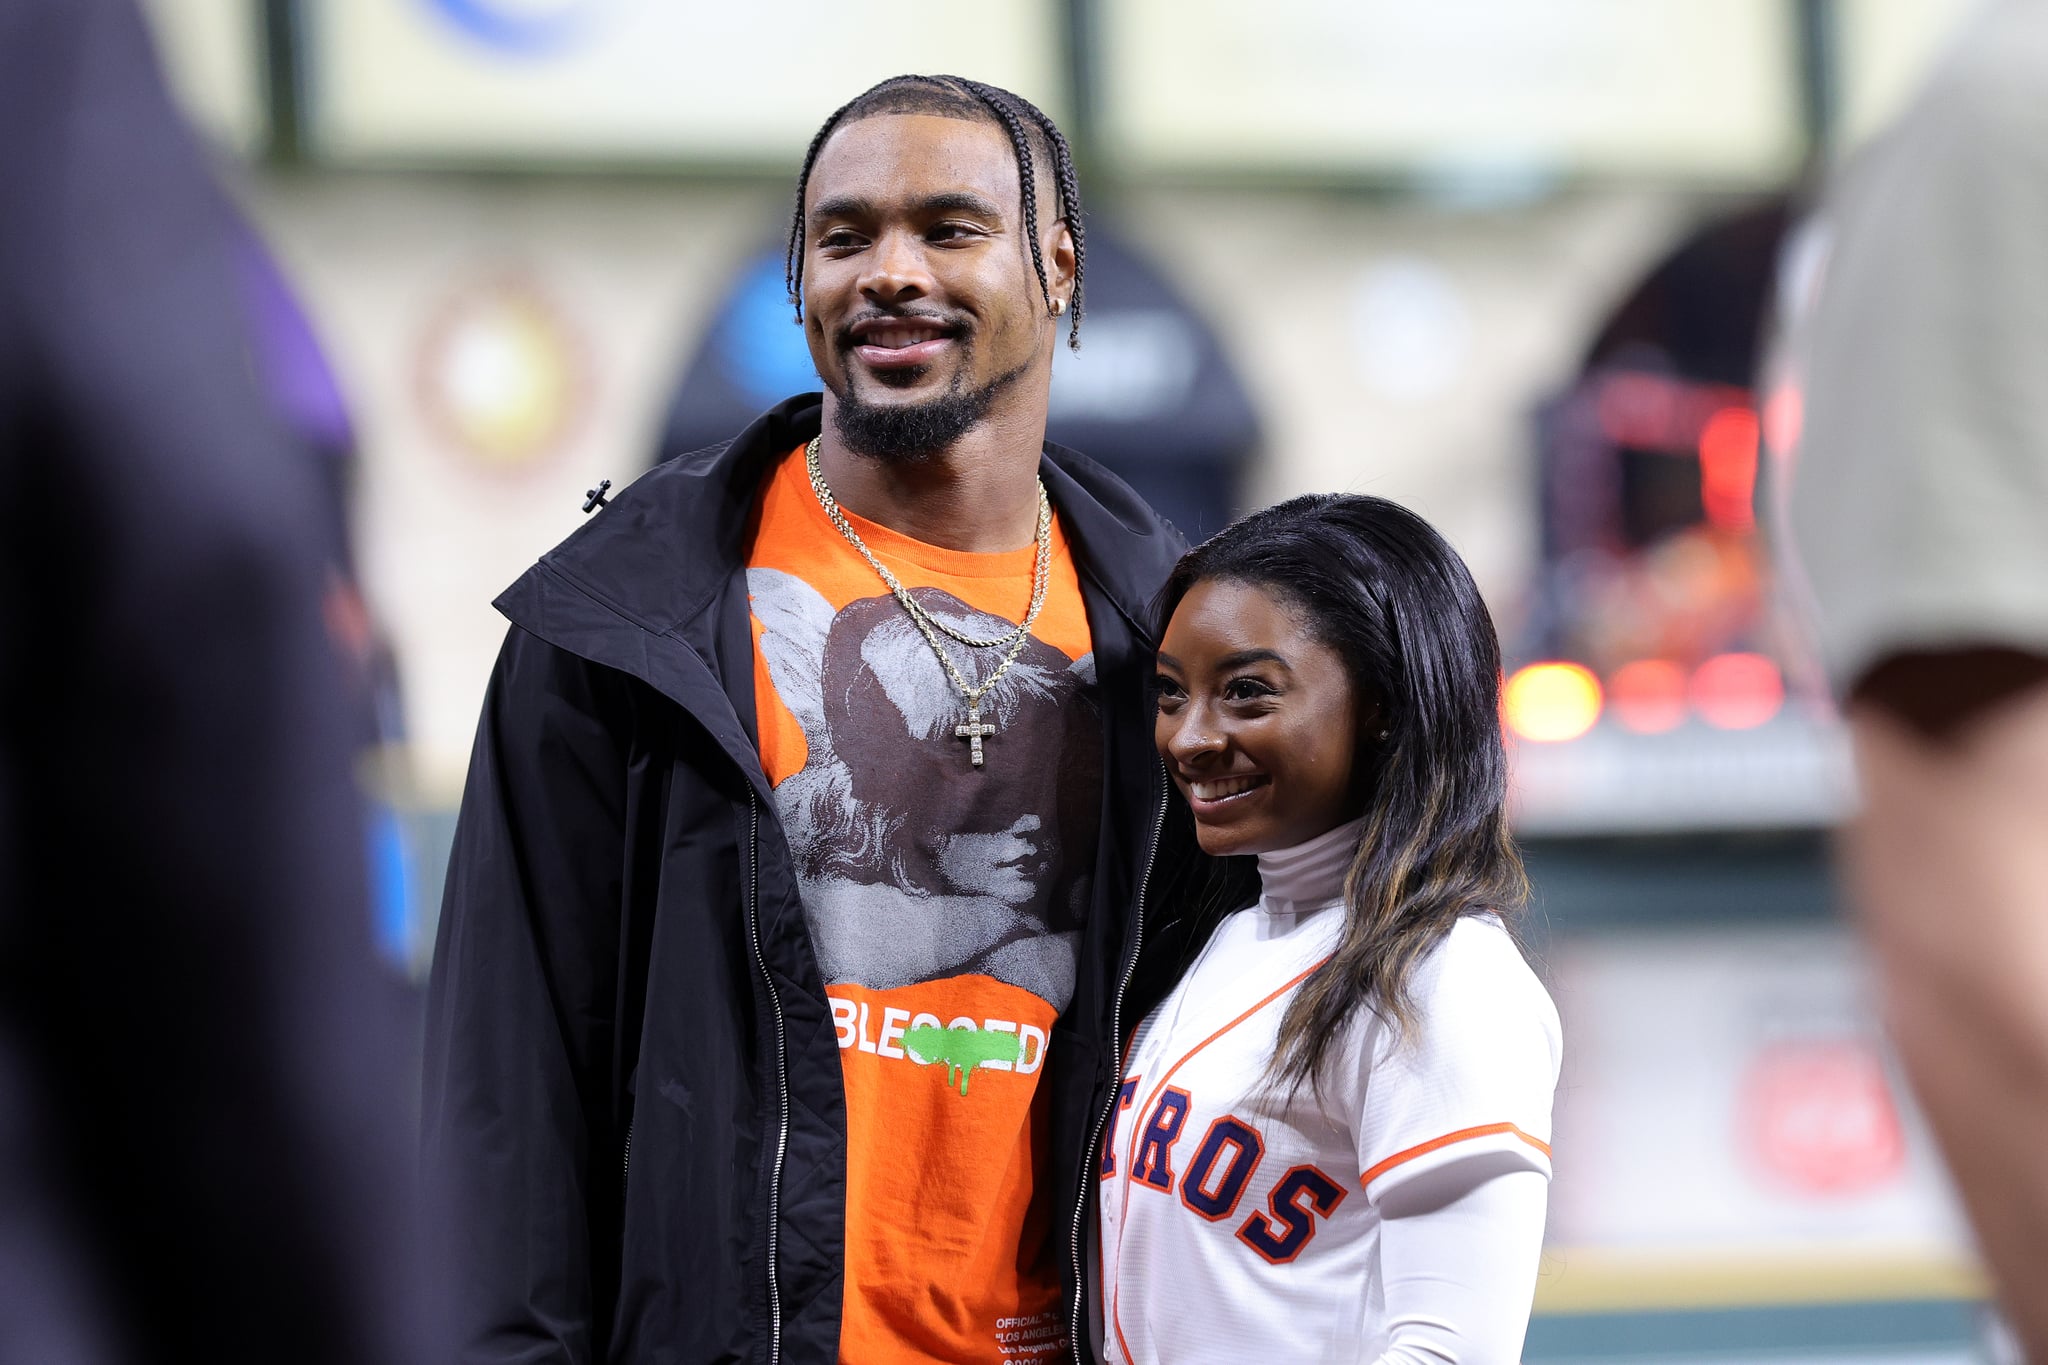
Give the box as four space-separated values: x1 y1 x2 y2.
1109 956 1329 1359
1359 1122 1552 1188
1111 1298 1139 1365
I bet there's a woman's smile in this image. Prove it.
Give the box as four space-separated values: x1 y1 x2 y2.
1155 578 1363 857
1184 772 1271 810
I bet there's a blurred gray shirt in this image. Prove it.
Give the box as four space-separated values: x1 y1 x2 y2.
1787 0 2048 695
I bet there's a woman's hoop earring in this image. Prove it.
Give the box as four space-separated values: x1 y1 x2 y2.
1050 298 1067 316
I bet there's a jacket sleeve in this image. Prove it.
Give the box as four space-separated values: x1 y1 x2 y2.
423 623 634 1365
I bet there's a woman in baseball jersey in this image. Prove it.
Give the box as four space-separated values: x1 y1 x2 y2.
1097 494 1560 1364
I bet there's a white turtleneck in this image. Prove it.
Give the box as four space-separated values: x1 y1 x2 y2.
1096 820 1562 1365
1253 814 1365 914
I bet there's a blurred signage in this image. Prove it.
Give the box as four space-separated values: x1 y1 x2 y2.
1833 0 1987 149
706 254 820 410
1047 309 1199 424
1509 709 1853 836
306 0 1064 163
138 0 268 156
1742 1038 1906 1197
1506 367 1853 835
421 0 601 54
412 273 588 471
1503 199 1850 836
1539 929 1977 1311
1100 0 1802 181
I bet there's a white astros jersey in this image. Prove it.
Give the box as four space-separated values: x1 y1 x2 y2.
1096 843 1561 1365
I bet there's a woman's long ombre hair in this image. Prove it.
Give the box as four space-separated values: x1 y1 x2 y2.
1158 493 1528 1093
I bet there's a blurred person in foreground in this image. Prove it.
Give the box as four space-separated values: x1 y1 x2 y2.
1786 2 2048 1352
424 75 1195 1363
0 0 425 1360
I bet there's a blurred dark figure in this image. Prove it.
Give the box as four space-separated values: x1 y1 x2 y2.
234 207 422 972
1786 1 2048 1351
0 1 425 1361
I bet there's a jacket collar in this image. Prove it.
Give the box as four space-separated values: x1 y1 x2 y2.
492 394 1186 797
499 392 1182 656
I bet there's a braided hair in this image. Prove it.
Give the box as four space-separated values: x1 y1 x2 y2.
784 75 1086 350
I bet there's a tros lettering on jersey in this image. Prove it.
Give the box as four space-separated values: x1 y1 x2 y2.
1109 1079 1349 1263
828 993 1047 1096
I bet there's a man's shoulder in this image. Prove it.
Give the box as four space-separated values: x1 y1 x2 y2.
1040 441 1189 621
498 397 821 636
1043 441 1184 543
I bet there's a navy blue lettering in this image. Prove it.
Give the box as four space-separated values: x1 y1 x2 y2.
1236 1164 1347 1264
1131 1087 1192 1191
1179 1117 1265 1221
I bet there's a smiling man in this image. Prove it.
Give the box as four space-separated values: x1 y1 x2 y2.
424 76 1191 1364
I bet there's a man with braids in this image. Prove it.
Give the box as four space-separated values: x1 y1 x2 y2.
425 74 1197 1364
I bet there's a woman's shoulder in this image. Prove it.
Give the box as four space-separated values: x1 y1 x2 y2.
1349 914 1562 1202
1406 914 1561 1057
1423 911 1543 980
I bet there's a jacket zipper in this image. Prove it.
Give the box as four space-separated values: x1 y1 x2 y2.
1068 757 1167 1365
744 794 789 1365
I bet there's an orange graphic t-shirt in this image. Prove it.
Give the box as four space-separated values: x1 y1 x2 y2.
744 446 1099 1365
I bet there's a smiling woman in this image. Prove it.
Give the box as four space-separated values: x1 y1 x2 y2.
1151 494 1528 1069
1154 578 1366 856
1099 495 1562 1365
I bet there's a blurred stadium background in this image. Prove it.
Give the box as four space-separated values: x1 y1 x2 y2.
139 2 2003 1360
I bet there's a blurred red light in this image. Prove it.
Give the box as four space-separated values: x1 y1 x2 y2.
1699 406 1760 532
1609 659 1688 734
1505 662 1603 743
1690 652 1783 730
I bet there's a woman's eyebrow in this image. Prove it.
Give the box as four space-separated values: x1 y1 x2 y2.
1154 648 1291 672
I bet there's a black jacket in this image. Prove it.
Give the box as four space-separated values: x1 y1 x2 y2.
423 395 1199 1364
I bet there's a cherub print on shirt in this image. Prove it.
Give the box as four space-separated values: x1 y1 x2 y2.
749 577 1098 1008
743 444 1100 1364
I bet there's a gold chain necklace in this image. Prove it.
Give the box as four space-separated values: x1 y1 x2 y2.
805 435 1052 768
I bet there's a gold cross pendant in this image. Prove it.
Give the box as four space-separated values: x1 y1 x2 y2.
954 704 997 768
